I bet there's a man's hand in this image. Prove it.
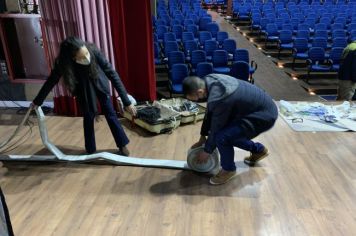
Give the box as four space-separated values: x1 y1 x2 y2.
125 104 137 117
191 135 207 149
196 151 210 164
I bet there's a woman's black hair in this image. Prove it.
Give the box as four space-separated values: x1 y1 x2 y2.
56 36 99 93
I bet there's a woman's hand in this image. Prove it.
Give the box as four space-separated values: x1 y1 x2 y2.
125 104 137 117
30 102 38 110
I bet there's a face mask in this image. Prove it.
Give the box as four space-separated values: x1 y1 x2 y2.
76 54 91 65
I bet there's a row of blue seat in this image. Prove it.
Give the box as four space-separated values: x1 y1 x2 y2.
169 61 252 95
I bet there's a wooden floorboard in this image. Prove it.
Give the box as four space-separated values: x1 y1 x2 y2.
1 111 356 236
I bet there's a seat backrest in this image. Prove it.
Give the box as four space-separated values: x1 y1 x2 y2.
168 51 185 69
199 31 212 45
182 32 194 43
230 61 250 81
183 40 198 55
212 50 228 67
204 40 218 56
172 25 184 39
314 30 328 39
164 32 176 43
156 25 168 39
279 30 293 43
296 30 310 40
308 47 325 62
164 41 179 56
293 38 309 52
266 23 279 35
329 47 344 64
312 37 328 49
223 39 237 54
315 23 327 31
332 29 346 39
199 17 212 31
233 49 249 63
186 25 198 37
183 19 194 27
171 64 189 85
217 31 229 45
191 50 207 68
196 62 213 78
206 22 220 38
332 37 347 48
154 42 160 59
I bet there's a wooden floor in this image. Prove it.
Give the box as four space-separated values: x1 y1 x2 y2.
1 10 356 236
1 110 356 236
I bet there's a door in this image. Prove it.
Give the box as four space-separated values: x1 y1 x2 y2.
14 17 49 79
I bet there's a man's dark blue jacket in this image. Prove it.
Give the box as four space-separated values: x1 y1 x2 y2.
201 74 278 154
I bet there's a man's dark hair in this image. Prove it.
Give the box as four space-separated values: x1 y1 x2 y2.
182 76 205 95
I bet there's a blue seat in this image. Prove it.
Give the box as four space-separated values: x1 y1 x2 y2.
153 33 158 43
292 38 309 69
233 49 257 78
206 22 220 38
278 30 293 58
196 62 213 77
156 25 168 43
199 31 213 48
294 30 310 41
191 50 207 73
204 40 218 61
199 17 212 31
163 41 179 59
170 19 181 28
212 50 230 74
222 39 237 60
314 23 327 32
311 37 328 50
314 30 328 40
330 23 345 32
172 25 184 43
186 24 199 39
328 47 344 72
251 14 262 32
332 37 347 48
238 5 252 20
265 23 279 46
188 14 199 24
216 31 229 47
350 30 356 42
306 47 330 83
183 19 194 28
281 24 293 32
170 64 189 96
183 40 198 62
332 30 347 40
182 32 197 44
154 42 163 65
230 61 250 82
167 51 185 70
164 32 176 43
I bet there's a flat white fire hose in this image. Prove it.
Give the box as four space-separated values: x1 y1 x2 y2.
0 107 219 173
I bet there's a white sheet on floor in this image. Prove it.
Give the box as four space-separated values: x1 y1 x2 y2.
0 107 219 173
278 101 356 132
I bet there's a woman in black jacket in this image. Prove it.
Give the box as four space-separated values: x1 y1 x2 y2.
32 37 136 156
